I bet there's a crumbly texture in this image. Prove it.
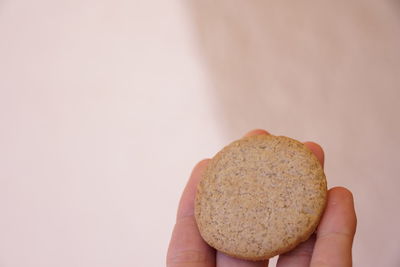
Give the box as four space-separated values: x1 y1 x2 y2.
194 135 327 261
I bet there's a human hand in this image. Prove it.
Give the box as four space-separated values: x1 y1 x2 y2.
167 129 357 267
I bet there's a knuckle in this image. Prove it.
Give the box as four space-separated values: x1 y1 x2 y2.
311 259 330 267
167 250 210 266
318 230 354 240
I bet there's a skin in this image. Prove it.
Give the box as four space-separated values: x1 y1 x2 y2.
167 129 357 267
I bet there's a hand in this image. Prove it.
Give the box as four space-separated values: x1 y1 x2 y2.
167 129 357 267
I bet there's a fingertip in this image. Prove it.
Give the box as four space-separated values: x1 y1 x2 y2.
243 129 270 137
327 186 357 230
303 141 325 168
194 158 211 170
317 186 357 238
328 186 354 199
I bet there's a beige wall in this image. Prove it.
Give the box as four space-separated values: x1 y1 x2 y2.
0 1 399 266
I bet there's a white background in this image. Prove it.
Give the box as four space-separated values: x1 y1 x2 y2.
1 0 399 266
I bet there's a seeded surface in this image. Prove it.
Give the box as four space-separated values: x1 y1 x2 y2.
194 135 327 260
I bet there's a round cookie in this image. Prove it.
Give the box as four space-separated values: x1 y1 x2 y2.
194 134 327 260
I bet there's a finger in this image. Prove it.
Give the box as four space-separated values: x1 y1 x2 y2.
310 187 357 267
167 159 216 267
276 234 316 267
303 141 325 168
217 252 269 267
243 129 270 137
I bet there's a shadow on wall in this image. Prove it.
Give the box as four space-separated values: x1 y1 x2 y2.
183 0 400 140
